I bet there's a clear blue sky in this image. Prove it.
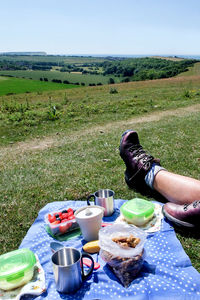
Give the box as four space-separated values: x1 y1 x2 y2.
1 0 200 55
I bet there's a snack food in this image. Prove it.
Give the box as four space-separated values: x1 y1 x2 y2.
101 248 144 287
83 240 100 253
112 235 140 249
99 223 146 287
45 208 79 236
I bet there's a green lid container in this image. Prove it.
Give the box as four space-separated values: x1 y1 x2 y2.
0 248 36 290
120 198 155 226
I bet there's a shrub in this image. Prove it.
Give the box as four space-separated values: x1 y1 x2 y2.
121 77 130 83
46 105 60 121
110 88 118 94
108 78 115 84
52 79 62 83
183 90 191 98
8 112 22 122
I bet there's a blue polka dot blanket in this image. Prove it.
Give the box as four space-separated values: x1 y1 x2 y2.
19 200 200 300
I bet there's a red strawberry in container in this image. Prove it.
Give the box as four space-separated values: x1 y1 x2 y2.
48 214 56 223
59 220 70 233
46 207 78 236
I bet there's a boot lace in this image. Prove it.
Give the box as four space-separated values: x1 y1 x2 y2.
128 145 154 181
183 200 200 211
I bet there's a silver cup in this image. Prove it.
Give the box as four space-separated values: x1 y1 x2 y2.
51 247 94 293
87 189 114 216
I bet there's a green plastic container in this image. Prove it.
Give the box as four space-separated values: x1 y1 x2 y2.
120 198 155 226
0 248 36 291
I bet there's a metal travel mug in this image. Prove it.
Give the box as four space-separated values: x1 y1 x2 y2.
51 247 94 293
87 189 115 216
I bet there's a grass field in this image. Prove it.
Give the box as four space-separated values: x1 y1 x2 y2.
0 70 120 88
0 64 200 273
177 62 200 77
0 76 79 96
0 55 107 64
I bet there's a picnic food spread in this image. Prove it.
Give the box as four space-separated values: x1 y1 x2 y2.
7 198 200 299
0 198 156 294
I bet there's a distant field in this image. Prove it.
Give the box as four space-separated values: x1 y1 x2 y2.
0 76 78 96
0 70 120 86
177 62 200 77
152 56 185 61
0 55 107 64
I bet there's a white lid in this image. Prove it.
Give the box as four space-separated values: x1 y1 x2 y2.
76 207 103 219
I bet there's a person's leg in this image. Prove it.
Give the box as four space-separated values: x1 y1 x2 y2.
120 130 200 228
153 170 200 205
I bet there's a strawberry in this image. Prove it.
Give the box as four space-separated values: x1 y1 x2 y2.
61 213 68 220
68 215 75 220
68 210 74 217
67 208 74 214
52 220 60 225
61 219 68 223
48 215 56 223
59 222 70 233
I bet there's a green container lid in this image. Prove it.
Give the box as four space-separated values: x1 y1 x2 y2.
120 198 155 219
0 248 36 282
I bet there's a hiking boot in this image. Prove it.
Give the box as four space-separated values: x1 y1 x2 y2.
162 201 200 228
119 130 160 189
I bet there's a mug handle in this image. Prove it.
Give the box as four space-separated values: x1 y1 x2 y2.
81 253 94 280
87 194 95 206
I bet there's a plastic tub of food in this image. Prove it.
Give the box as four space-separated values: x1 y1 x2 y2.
45 207 79 236
0 248 36 291
120 198 155 226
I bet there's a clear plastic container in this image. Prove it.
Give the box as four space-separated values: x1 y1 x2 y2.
0 248 36 291
99 223 147 287
45 209 79 236
120 198 155 226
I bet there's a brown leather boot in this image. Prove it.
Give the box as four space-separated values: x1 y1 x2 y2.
162 200 200 228
119 130 160 189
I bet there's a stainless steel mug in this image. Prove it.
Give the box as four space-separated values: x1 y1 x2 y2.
87 189 114 216
51 247 94 293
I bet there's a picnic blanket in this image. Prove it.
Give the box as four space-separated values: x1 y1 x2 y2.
19 200 200 300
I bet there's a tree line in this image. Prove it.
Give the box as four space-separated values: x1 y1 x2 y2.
100 57 198 80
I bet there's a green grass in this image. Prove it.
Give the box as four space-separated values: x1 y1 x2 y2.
0 65 200 272
0 69 120 85
177 62 200 77
0 55 107 64
0 76 79 96
0 75 200 146
0 70 120 87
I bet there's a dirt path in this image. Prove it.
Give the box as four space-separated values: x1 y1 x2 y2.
1 103 200 161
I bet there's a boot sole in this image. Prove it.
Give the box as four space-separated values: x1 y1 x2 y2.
162 206 196 228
